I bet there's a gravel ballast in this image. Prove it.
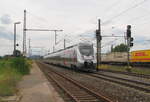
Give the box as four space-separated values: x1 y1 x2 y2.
43 63 150 102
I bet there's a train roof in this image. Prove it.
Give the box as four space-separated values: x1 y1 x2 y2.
46 44 77 56
131 49 150 52
45 42 93 56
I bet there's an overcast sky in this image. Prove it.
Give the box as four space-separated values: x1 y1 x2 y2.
0 0 150 56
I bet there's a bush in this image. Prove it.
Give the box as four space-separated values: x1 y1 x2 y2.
0 68 21 96
0 57 31 96
10 57 30 75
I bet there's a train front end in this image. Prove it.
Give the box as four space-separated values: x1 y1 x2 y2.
77 43 96 71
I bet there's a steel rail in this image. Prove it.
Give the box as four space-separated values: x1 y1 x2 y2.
47 73 82 102
89 74 150 93
37 63 79 101
100 69 150 79
51 70 113 102
95 72 150 86
42 62 150 93
38 62 113 102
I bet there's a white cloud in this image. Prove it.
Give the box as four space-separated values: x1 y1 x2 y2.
0 27 13 40
0 14 12 25
0 0 150 55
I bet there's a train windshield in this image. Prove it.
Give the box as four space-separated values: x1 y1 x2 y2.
79 45 94 56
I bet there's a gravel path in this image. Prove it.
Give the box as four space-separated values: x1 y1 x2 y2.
18 62 64 102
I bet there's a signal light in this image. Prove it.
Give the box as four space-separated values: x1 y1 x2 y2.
16 44 19 46
130 37 134 47
126 25 133 47
130 37 133 41
127 25 131 38
96 30 100 36
96 30 102 41
130 43 133 47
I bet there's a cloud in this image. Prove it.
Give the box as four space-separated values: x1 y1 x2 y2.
0 27 13 40
0 31 13 40
79 30 95 38
0 14 12 25
112 28 124 35
102 20 113 26
0 0 150 56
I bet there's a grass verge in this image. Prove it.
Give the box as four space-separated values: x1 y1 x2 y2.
0 57 31 96
99 64 150 75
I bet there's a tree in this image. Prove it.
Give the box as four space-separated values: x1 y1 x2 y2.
111 43 128 52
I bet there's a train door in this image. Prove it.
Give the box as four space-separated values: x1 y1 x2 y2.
73 49 77 65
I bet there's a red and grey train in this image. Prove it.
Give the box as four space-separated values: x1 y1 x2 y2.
44 43 97 71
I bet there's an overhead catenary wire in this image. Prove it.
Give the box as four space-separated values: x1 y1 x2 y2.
26 11 49 26
104 0 122 12
127 14 150 23
83 0 149 52
104 3 150 32
101 0 123 19
121 5 150 24
102 0 149 25
101 38 119 48
26 8 123 49
23 0 149 55
89 0 150 52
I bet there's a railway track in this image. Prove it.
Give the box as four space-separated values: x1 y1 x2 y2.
89 73 150 93
37 62 113 102
43 62 150 93
100 69 150 79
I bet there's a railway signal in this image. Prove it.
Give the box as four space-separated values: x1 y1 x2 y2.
130 37 134 47
126 25 134 47
127 25 131 38
126 25 133 69
96 30 102 42
96 19 102 71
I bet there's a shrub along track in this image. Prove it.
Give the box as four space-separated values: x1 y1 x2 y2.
37 61 113 102
88 72 150 93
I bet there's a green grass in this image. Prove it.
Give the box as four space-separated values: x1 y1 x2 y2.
0 69 21 96
0 57 31 96
99 64 150 75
